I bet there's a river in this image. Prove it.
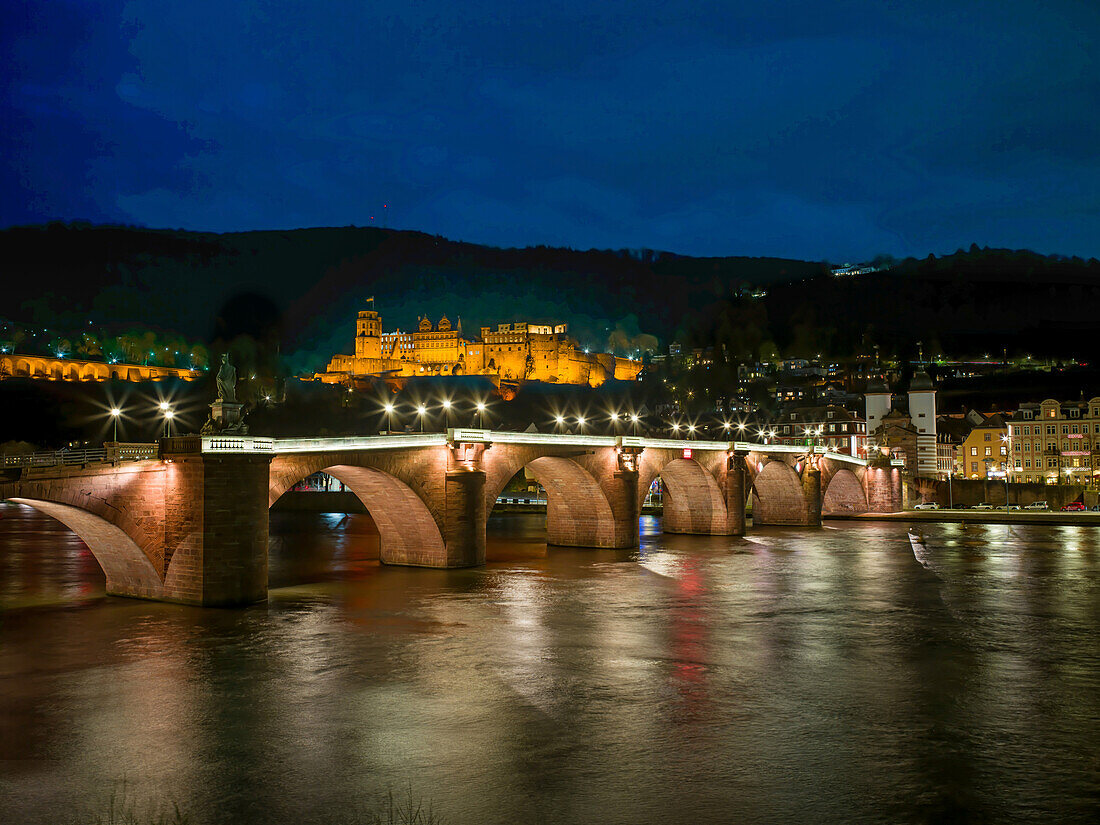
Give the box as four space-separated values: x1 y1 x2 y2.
1 502 1098 824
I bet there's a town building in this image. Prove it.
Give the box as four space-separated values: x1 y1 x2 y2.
864 371 939 477
1006 397 1100 485
956 413 1009 479
320 307 643 387
767 405 867 456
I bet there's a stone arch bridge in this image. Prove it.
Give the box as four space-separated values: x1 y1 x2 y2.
1 430 902 606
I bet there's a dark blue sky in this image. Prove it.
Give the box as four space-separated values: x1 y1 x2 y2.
4 0 1098 260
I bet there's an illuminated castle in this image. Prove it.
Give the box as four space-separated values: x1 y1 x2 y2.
319 307 642 386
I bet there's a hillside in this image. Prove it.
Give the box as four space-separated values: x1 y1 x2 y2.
3 225 1100 371
0 223 825 372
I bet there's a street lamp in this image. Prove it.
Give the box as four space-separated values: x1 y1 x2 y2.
477 401 487 429
672 422 682 438
383 402 395 434
577 415 586 432
555 414 565 433
630 413 640 435
416 404 427 433
442 398 452 430
109 407 121 442
688 423 697 440
609 411 619 433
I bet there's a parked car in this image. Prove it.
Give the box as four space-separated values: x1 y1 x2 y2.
972 502 994 510
1061 501 1087 511
1007 504 1021 510
914 502 940 510
1024 501 1049 511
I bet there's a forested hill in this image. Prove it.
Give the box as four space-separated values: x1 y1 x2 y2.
0 223 824 371
692 246 1100 363
3 224 1099 370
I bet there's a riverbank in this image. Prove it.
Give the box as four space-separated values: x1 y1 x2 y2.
829 510 1100 526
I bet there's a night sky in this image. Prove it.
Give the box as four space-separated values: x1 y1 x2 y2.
4 0 1098 261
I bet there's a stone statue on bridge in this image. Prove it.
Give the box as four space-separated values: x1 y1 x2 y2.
216 353 237 402
203 353 248 435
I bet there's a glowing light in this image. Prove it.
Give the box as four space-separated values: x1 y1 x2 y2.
630 414 639 422
158 401 171 412
477 402 486 412
416 405 427 415
688 424 696 433
164 410 174 420
577 416 586 426
384 403 394 413
109 408 121 417
442 399 452 409
555 415 565 424
610 412 619 421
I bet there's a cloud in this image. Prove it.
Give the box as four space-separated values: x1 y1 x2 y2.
3 0 1100 259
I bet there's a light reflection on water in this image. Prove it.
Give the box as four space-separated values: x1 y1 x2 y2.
1 503 1098 824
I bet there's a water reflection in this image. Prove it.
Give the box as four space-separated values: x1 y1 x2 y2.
1 503 1098 824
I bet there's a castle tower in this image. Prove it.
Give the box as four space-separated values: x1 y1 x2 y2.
908 371 938 476
865 378 892 435
355 309 382 360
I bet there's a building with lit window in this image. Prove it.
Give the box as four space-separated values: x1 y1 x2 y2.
1006 397 1100 485
767 405 867 456
956 413 1009 479
320 307 642 386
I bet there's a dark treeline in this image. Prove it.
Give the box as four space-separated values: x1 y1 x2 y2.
0 222 825 373
684 245 1100 365
4 226 1100 380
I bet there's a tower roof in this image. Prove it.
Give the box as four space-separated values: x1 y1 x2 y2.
910 370 934 391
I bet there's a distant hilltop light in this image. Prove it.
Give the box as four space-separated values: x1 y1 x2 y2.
830 262 888 278
315 305 642 388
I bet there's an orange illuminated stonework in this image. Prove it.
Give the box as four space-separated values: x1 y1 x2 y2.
0 354 201 383
319 308 642 387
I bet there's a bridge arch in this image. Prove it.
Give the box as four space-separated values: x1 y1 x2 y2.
749 459 808 525
484 451 622 548
658 458 728 534
8 498 164 599
822 467 868 515
269 458 447 567
637 450 735 536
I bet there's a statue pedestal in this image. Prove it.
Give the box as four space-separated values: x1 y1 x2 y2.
206 401 248 434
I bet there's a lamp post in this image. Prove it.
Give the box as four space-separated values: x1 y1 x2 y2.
158 401 173 438
630 413 640 436
416 404 427 433
577 415 586 433
609 411 619 434
109 407 121 442
671 422 681 438
555 414 565 434
688 423 697 440
477 401 486 429
383 402 394 434
442 399 452 430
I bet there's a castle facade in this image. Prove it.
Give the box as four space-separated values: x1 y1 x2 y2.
319 309 642 386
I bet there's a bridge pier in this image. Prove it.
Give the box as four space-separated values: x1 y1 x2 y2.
724 455 747 536
442 468 486 566
801 462 822 525
162 448 272 606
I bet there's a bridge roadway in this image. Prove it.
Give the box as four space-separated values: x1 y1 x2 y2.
0 429 902 607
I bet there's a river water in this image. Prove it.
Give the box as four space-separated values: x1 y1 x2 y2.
1 502 1097 824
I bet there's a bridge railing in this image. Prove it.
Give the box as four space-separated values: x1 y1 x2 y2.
1 442 158 468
